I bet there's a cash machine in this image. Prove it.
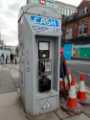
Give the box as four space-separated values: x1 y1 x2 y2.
18 0 61 115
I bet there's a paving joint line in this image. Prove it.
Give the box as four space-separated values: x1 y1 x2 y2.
82 112 90 118
54 111 62 120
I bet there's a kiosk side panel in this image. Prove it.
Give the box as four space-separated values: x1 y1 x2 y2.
19 16 34 113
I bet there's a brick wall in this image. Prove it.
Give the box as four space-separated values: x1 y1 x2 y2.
62 0 90 44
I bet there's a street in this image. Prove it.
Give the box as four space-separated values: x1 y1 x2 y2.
67 60 90 74
67 60 90 87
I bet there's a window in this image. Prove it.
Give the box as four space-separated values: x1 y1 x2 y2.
79 7 88 16
65 28 72 39
84 7 88 14
72 10 75 14
79 9 83 16
79 23 88 36
69 9 72 15
67 8 70 16
60 8 63 15
71 10 74 15
66 8 68 16
63 8 69 16
70 10 72 15
61 8 64 16
59 8 62 16
64 8 67 15
63 9 65 15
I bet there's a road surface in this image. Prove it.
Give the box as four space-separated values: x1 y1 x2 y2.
67 60 90 87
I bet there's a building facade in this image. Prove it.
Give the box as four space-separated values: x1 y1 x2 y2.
55 1 76 17
27 0 76 17
63 0 90 59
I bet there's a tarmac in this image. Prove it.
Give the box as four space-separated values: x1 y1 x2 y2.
0 91 90 120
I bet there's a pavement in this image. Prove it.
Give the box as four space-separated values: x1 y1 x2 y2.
0 91 90 120
0 64 19 94
0 92 27 120
0 64 90 120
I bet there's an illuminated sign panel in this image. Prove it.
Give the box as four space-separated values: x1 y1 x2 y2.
40 0 46 5
31 15 60 27
32 0 55 7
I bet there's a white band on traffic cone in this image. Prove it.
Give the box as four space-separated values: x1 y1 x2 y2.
65 76 68 87
80 81 86 92
69 74 72 84
60 78 63 82
69 86 76 98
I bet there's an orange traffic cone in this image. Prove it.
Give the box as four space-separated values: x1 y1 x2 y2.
78 73 87 101
67 76 78 109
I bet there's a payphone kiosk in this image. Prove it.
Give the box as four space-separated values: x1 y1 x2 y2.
18 2 61 115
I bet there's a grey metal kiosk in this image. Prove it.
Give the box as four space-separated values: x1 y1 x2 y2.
18 3 61 115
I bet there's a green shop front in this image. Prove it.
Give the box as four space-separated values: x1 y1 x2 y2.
72 45 90 59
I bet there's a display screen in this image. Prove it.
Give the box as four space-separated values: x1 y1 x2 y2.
39 42 49 50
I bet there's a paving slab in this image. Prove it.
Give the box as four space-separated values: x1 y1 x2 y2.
79 94 90 118
0 65 17 94
0 105 27 120
64 114 90 120
26 112 59 120
82 106 90 118
2 92 59 120
0 92 27 120
55 108 69 119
